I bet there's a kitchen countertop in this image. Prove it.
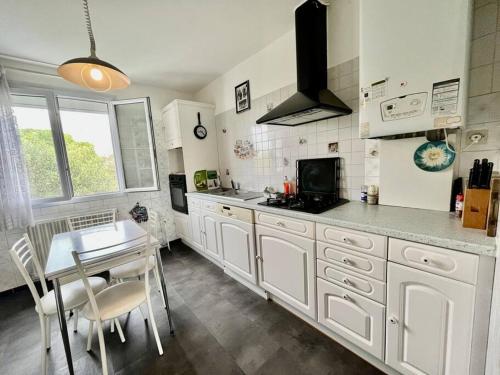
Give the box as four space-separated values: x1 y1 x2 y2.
186 192 498 257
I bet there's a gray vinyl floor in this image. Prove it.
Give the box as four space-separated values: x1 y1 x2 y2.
0 241 384 375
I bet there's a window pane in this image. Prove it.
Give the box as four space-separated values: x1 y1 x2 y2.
58 97 119 196
12 95 64 200
114 101 157 189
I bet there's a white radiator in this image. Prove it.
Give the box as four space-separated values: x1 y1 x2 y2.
26 218 69 269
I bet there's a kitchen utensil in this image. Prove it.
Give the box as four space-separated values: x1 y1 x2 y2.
413 141 455 172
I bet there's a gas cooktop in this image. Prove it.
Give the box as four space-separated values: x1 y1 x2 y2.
258 196 348 214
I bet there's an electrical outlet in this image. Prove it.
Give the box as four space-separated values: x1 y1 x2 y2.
465 129 488 146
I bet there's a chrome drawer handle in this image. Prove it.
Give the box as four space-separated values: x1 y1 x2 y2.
342 277 351 285
276 221 285 227
421 256 431 264
389 316 398 325
341 257 350 264
342 294 350 300
341 236 351 244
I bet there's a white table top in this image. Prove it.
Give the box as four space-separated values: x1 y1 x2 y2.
45 220 158 280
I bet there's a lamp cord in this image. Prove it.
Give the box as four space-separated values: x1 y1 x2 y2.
82 0 96 57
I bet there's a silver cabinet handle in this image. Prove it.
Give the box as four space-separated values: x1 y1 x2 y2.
342 257 350 264
276 221 285 227
389 316 398 325
256 255 263 261
342 277 350 285
342 294 350 300
341 236 351 244
421 256 431 264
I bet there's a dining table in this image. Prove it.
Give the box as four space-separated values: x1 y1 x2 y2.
44 219 174 375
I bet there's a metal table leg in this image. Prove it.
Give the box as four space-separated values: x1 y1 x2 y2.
53 279 74 375
155 247 174 335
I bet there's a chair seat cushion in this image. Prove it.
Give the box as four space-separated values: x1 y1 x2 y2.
109 256 155 279
36 277 107 315
82 281 147 321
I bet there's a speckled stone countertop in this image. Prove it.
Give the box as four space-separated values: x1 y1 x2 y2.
186 192 498 257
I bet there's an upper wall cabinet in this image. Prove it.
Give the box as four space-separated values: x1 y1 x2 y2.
162 100 218 192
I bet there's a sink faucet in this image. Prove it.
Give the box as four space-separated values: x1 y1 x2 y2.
231 180 240 191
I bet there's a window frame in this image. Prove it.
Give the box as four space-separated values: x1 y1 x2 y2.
9 85 147 207
110 97 160 193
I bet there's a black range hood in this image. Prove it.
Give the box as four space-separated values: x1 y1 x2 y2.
256 0 352 126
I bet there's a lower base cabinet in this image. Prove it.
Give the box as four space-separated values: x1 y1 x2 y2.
256 224 316 318
385 263 475 375
219 216 257 284
174 212 191 241
201 211 222 261
317 278 385 360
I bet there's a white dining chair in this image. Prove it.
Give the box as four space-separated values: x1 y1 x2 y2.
66 209 117 231
72 233 164 375
9 234 107 375
108 210 165 305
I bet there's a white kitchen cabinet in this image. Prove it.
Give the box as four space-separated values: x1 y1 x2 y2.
201 210 221 261
317 278 385 360
162 102 182 150
256 224 316 318
386 263 475 375
189 208 203 252
219 215 257 284
174 212 191 241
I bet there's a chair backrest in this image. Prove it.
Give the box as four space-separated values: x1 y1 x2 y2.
9 234 49 313
148 210 161 240
71 233 153 322
67 209 117 231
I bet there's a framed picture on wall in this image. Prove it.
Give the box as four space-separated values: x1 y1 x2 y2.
235 80 251 113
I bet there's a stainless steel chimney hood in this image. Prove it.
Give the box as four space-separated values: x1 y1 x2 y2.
256 0 352 126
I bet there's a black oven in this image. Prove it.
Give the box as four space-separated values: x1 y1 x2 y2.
169 174 188 214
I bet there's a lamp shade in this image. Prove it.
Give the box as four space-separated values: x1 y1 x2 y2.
57 56 130 92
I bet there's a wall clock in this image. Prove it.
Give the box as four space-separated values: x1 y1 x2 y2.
194 112 207 139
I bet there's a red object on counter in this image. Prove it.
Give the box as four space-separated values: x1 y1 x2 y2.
455 193 464 218
283 176 291 195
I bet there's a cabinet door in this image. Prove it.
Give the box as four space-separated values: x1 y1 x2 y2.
162 105 181 149
189 209 203 252
386 263 475 375
220 218 257 284
202 211 221 261
256 224 316 318
317 278 385 360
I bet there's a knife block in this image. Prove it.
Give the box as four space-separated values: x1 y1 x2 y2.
462 188 491 230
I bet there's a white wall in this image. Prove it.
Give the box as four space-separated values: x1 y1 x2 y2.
195 0 360 114
0 56 193 292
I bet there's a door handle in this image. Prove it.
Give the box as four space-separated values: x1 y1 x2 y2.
388 316 398 325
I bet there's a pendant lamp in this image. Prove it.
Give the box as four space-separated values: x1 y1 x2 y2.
58 0 130 92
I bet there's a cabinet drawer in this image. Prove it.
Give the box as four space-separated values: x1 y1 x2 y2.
202 200 218 212
317 259 385 304
317 278 385 360
316 223 387 259
317 241 386 281
255 211 314 239
389 238 478 284
188 198 201 209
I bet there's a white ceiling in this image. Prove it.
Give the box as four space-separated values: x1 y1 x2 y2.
0 0 300 93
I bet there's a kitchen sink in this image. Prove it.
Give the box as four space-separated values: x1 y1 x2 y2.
196 188 262 201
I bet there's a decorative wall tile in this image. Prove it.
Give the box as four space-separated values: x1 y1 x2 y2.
473 3 498 39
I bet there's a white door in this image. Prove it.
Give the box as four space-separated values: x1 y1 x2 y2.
386 263 475 375
317 278 385 360
256 224 316 318
202 211 221 261
219 217 257 284
189 209 203 252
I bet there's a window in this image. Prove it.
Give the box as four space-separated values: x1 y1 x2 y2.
112 98 158 191
11 88 158 206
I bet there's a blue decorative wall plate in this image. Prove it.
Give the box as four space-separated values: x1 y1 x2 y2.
414 141 455 172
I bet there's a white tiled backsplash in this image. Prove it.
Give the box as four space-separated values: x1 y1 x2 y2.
216 57 374 200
